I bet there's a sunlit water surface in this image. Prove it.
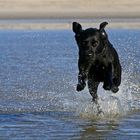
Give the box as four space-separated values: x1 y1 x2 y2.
0 29 140 139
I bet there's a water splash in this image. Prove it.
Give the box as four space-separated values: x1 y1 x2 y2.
52 69 140 119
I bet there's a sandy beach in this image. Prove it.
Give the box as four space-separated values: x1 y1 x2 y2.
0 0 140 19
0 0 140 29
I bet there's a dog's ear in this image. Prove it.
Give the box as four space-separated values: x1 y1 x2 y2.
100 22 108 30
72 22 82 34
99 22 108 40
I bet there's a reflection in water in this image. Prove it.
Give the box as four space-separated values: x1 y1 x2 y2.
80 120 119 139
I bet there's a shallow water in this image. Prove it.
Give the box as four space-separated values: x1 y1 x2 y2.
0 29 140 139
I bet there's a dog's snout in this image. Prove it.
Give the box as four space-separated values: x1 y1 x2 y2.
81 51 93 58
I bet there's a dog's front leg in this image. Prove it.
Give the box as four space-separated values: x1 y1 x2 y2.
103 64 112 90
111 61 122 93
77 58 92 91
77 73 86 91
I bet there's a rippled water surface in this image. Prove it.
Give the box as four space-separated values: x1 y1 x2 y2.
0 29 140 139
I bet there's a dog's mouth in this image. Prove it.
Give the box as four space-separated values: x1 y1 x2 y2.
80 50 94 57
84 53 93 58
85 50 93 56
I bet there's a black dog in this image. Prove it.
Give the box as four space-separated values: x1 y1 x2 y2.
72 21 122 102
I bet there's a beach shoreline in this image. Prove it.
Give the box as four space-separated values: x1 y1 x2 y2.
0 0 140 29
0 18 140 30
0 11 140 20
0 0 140 19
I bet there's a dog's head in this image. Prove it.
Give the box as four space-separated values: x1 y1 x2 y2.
72 22 108 58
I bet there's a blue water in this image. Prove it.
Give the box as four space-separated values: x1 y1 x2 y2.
0 29 140 139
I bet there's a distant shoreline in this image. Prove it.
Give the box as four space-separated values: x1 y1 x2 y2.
0 11 140 20
0 0 140 29
0 0 140 30
0 18 140 30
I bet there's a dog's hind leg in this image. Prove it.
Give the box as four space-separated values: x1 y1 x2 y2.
88 78 99 103
88 77 104 114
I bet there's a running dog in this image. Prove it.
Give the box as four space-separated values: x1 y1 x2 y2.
72 21 122 102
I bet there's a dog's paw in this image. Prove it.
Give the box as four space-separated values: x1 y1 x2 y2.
76 83 86 91
111 86 119 93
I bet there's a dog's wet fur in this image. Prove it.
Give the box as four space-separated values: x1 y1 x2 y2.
72 22 122 102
